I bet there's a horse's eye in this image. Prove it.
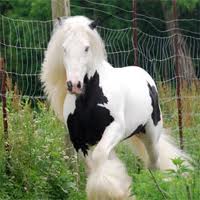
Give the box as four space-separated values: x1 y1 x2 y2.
85 46 89 52
64 48 67 54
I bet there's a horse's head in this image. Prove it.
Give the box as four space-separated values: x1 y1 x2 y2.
61 16 106 95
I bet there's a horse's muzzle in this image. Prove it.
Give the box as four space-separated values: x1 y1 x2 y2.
66 80 83 95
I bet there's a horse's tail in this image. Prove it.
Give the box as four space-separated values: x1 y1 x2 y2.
157 133 191 170
40 27 66 122
86 152 133 200
128 131 191 170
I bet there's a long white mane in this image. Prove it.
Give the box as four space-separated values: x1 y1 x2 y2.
41 16 106 121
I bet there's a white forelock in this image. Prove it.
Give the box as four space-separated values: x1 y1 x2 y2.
62 16 93 27
59 16 107 62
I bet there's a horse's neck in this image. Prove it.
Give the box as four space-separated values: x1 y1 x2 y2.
88 60 113 78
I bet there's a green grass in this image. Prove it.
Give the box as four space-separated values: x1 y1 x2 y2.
0 101 86 199
0 84 200 199
117 144 200 200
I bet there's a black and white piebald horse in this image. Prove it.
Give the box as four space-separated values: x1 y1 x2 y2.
41 16 190 200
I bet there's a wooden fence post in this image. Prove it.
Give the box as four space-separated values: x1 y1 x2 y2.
0 57 10 174
51 0 70 24
173 0 184 149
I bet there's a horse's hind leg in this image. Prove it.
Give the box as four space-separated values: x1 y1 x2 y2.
138 119 163 169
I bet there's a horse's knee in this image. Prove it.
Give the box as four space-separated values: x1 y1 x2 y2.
92 121 125 164
148 159 160 170
148 150 160 169
146 143 160 169
140 136 160 169
92 145 108 166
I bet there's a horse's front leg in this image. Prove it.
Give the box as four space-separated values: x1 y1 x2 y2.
86 121 133 200
92 121 125 165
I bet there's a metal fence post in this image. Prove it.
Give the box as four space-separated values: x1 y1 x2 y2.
132 0 138 66
173 0 184 149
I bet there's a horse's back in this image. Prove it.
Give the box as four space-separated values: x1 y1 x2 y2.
115 66 156 87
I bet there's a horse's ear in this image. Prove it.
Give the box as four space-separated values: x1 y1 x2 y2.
57 17 62 25
89 20 99 30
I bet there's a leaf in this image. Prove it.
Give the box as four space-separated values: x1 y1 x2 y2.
177 0 199 10
172 158 184 166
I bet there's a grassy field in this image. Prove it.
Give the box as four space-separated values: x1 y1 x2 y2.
0 84 200 199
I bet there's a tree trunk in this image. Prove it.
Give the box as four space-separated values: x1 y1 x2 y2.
161 3 197 86
51 0 70 22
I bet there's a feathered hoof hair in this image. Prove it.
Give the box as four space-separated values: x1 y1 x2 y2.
86 153 134 200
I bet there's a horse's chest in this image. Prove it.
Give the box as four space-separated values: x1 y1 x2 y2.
66 72 114 155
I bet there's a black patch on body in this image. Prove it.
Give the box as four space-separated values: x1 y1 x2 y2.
67 71 114 155
125 124 146 140
147 83 161 126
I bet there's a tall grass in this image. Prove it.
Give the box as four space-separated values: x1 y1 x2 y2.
0 99 86 199
0 83 200 199
158 82 200 159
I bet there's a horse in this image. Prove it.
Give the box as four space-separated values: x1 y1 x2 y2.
41 16 190 200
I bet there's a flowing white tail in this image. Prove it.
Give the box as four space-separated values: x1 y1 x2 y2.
128 131 191 170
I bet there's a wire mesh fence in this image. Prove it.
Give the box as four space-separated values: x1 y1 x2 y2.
0 0 200 155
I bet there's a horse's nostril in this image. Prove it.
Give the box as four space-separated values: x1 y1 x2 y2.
77 81 81 89
67 81 73 91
